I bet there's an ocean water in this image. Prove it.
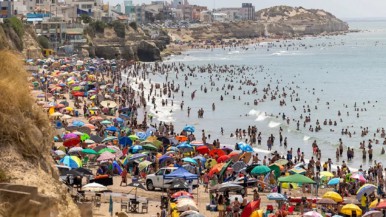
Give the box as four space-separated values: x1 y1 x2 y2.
125 21 386 170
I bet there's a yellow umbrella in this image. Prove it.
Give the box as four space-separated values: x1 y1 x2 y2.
369 199 381 209
320 171 334 177
282 183 298 189
65 107 73 111
250 210 264 217
340 204 362 216
323 191 343 202
90 95 96 100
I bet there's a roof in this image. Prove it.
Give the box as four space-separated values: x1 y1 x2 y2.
117 15 128 20
27 18 43 22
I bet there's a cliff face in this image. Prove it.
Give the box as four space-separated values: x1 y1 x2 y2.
172 6 348 40
0 24 42 59
87 25 170 62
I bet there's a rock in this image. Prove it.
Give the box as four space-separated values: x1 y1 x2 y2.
137 40 161 62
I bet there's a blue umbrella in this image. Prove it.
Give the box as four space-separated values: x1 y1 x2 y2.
328 178 340 186
237 142 254 153
177 143 193 150
193 156 206 164
159 155 172 163
106 126 118 132
136 132 148 141
183 125 195 133
59 156 81 168
130 145 143 153
72 120 84 127
119 136 132 147
267 193 287 201
114 117 124 123
182 157 198 165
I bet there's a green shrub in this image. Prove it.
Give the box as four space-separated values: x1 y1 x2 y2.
129 21 138 31
94 20 106 33
37 35 49 49
112 21 125 38
80 14 92 23
0 168 10 182
4 16 24 38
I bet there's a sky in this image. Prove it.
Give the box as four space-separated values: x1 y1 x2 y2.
119 0 386 19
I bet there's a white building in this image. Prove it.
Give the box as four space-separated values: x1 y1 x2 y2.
212 12 227 22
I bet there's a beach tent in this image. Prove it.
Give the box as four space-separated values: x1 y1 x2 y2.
164 167 198 180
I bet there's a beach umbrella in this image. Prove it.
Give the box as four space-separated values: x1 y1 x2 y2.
232 161 246 173
192 155 205 163
100 100 117 108
176 135 188 142
341 204 362 216
119 137 133 147
97 152 115 161
205 158 217 169
84 139 95 144
106 126 118 132
167 146 179 152
54 150 66 156
376 200 386 209
250 210 263 217
63 137 81 147
177 143 193 152
281 183 298 189
98 148 116 154
183 125 195 133
328 177 341 185
60 156 82 168
113 117 124 123
130 145 143 153
93 145 107 152
303 211 323 217
139 160 152 171
208 163 224 177
176 198 199 212
356 184 377 200
237 142 254 153
269 164 282 178
351 172 366 182
102 136 117 143
82 183 108 192
89 135 102 143
80 133 90 141
81 149 98 155
267 193 287 201
74 167 93 176
289 167 306 175
251 165 271 175
320 171 334 178
317 198 337 205
83 124 96 130
216 182 243 192
63 133 78 140
129 135 139 141
172 191 193 199
68 147 83 154
182 157 197 165
100 120 112 125
167 179 189 190
142 144 158 151
216 155 230 163
274 159 288 166
61 114 72 119
209 149 226 158
240 200 261 217
127 181 146 198
180 210 204 217
278 174 316 184
323 191 343 202
196 146 209 154
363 211 382 217
50 112 63 117
190 141 204 146
369 199 380 209
72 120 85 127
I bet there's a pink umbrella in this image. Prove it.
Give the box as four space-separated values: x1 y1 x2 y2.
63 133 78 140
351 173 366 182
303 210 323 217
97 152 115 161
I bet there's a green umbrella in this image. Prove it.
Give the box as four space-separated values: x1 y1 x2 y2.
72 86 82 91
98 148 116 154
269 164 281 178
251 165 271 175
129 135 139 141
142 144 158 151
101 120 112 125
153 140 162 148
274 159 289 166
102 136 117 143
278 174 316 184
80 133 90 142
219 160 233 178
82 149 98 155
139 160 152 171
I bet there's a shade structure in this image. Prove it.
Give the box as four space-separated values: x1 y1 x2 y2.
100 100 117 108
54 150 66 156
68 147 83 153
289 167 306 175
82 183 108 192
164 167 198 180
167 179 189 190
232 161 246 173
323 191 343 202
278 174 316 184
106 126 118 132
340 204 362 216
240 200 261 217
356 184 377 201
59 156 82 168
303 211 323 217
251 165 271 175
208 163 224 177
250 210 264 217
130 145 143 153
267 193 287 201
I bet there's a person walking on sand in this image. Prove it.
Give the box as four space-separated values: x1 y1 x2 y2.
120 168 127 186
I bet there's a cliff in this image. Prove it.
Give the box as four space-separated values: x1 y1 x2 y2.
85 23 170 62
169 6 349 41
0 21 42 59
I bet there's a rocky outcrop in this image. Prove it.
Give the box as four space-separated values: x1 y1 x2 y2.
86 25 170 62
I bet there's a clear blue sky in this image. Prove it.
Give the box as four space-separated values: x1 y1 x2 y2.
116 0 386 19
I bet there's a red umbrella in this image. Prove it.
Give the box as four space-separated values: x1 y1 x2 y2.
376 200 386 209
209 149 226 158
63 137 81 147
217 155 230 163
196 146 209 154
171 191 193 199
72 91 84 97
241 200 261 217
122 147 129 155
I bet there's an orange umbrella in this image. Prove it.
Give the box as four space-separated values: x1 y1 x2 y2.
209 149 226 158
209 163 225 177
176 135 188 142
217 155 230 163
83 124 96 130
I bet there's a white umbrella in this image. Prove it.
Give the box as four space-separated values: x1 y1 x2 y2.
54 150 66 156
82 183 108 192
69 147 83 153
304 211 323 217
61 114 72 119
97 152 115 161
100 100 117 108
50 112 63 117
176 198 199 212
84 139 95 144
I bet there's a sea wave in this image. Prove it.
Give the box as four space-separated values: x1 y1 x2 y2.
268 121 281 128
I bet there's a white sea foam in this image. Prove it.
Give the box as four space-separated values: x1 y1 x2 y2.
256 113 268 122
303 135 311 141
248 109 258 116
268 121 281 128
